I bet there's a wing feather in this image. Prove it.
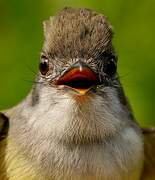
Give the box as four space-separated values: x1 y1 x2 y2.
141 127 155 180
0 112 9 141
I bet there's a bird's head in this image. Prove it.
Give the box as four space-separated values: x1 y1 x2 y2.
39 7 117 97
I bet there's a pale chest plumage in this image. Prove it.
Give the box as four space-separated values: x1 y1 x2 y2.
1 126 143 180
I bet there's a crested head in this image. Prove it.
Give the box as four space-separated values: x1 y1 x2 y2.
37 7 118 98
43 7 114 59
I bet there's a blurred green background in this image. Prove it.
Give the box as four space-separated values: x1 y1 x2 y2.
0 0 155 126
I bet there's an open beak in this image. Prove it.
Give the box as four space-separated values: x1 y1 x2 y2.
55 61 99 95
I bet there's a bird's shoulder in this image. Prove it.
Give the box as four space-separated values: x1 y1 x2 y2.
142 127 155 179
0 112 9 141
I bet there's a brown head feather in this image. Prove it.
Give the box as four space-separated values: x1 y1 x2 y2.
43 7 113 59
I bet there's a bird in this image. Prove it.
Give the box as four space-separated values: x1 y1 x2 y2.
0 7 154 180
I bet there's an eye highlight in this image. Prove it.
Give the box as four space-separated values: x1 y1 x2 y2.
39 55 49 75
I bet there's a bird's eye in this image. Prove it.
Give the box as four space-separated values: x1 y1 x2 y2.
104 56 117 77
39 55 49 75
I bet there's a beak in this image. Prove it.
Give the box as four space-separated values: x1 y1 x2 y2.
55 61 99 95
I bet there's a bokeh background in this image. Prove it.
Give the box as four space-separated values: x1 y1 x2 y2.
0 0 155 126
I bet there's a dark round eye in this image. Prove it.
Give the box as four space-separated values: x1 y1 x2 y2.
104 57 117 77
39 58 49 75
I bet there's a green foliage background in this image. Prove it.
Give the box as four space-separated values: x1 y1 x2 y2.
0 0 155 126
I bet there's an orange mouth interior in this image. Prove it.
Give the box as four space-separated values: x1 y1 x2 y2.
55 67 98 94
